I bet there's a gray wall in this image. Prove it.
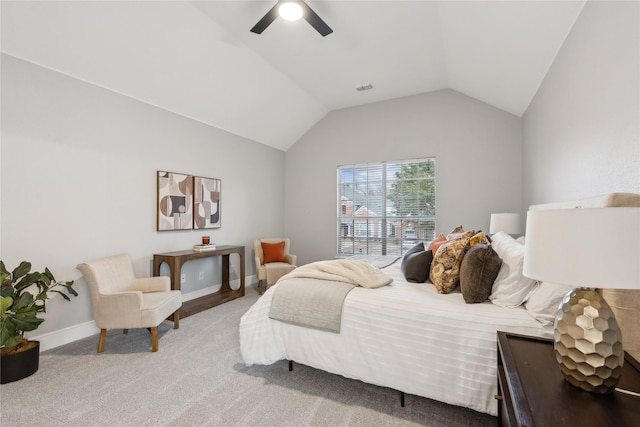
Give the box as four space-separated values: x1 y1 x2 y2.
1 55 286 347
285 89 523 265
523 1 639 206
4 0 637 350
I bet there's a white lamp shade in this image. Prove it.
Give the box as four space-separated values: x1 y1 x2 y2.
523 208 640 289
489 213 522 235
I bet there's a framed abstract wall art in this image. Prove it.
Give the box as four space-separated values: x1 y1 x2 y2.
194 176 221 229
157 171 194 231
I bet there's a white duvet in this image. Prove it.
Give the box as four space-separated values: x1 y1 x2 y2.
240 260 552 416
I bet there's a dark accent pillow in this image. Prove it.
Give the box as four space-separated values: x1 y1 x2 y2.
401 243 434 283
459 243 503 303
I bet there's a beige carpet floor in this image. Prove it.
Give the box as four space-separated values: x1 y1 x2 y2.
0 285 495 427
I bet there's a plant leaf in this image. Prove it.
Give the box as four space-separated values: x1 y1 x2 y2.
2 333 24 349
11 292 35 312
50 289 71 301
1 317 19 348
12 306 44 332
40 270 53 287
0 261 11 287
43 267 55 280
12 261 32 281
14 272 40 293
65 281 78 296
0 296 13 316
0 283 15 298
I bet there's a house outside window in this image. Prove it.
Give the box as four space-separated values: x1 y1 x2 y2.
337 158 436 256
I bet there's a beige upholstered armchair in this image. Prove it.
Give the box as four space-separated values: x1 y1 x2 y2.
254 238 297 294
77 254 182 353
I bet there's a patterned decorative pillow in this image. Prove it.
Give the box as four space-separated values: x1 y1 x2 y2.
446 226 474 241
469 231 489 247
457 229 477 240
459 243 503 303
429 236 472 294
430 228 476 257
446 225 465 238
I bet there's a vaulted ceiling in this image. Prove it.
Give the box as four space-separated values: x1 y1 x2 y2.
1 1 585 151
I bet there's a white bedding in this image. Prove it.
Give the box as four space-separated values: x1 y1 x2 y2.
240 259 552 416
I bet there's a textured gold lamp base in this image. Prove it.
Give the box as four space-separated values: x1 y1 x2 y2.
554 289 623 394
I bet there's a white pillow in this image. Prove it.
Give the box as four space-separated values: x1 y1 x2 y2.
524 282 574 326
489 232 537 307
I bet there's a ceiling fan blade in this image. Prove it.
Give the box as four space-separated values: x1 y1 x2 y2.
300 2 333 36
250 3 280 34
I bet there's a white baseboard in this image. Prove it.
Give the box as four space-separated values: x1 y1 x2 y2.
31 320 100 352
182 277 254 301
182 284 221 302
30 275 257 351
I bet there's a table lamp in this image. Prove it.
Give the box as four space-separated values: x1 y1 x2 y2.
523 207 640 394
489 213 522 236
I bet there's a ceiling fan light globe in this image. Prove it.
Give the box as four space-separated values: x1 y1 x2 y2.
279 2 303 21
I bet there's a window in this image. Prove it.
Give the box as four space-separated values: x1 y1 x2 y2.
337 158 436 256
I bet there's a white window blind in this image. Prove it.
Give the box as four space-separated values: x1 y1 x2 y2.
337 158 436 256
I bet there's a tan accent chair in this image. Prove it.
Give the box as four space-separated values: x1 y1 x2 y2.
77 254 181 353
254 238 297 295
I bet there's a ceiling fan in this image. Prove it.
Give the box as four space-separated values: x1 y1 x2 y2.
250 1 333 37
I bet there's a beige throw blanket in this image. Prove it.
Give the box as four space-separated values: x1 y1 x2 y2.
278 259 393 289
269 260 393 332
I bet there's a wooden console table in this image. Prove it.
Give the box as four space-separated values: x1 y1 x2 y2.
153 245 245 319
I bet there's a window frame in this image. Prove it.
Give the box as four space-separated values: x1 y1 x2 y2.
337 157 436 257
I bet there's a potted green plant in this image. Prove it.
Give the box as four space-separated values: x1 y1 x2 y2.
1 260 77 383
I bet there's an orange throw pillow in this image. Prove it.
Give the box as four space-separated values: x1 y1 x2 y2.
428 234 450 256
262 241 286 263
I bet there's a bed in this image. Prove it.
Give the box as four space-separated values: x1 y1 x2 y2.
239 193 640 416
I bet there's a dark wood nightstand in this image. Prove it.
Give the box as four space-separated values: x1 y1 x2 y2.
496 331 640 427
